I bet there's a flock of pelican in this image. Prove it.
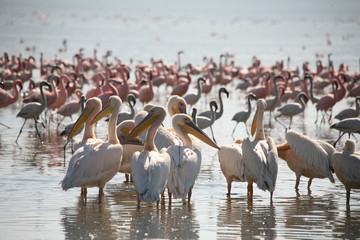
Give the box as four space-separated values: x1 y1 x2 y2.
1 50 360 207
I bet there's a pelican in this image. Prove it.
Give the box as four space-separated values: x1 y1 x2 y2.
275 92 308 130
217 141 246 196
167 95 187 116
107 94 137 125
116 119 144 182
330 117 360 147
332 139 360 205
231 93 257 137
198 87 229 120
61 96 123 203
66 97 104 152
15 81 51 143
183 77 206 110
125 106 171 207
166 113 220 204
242 99 278 202
276 130 335 191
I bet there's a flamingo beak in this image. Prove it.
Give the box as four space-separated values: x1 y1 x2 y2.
67 106 93 141
183 120 220 149
90 103 114 125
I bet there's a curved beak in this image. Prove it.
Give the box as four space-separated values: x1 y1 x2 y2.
67 106 93 141
183 120 220 149
90 102 114 125
125 111 156 141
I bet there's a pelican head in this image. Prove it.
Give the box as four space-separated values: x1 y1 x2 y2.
90 95 122 125
116 120 136 137
173 113 220 149
167 95 187 116
342 139 356 153
126 106 166 141
67 97 102 141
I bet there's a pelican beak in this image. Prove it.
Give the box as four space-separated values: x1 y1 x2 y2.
171 105 187 115
90 102 114 125
251 108 259 136
67 106 93 141
125 112 156 141
183 120 220 149
277 142 291 151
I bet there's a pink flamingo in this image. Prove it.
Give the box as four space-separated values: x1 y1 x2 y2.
315 80 338 124
0 79 22 108
86 72 105 100
246 72 271 99
54 90 84 124
138 77 154 105
170 73 191 97
47 74 68 110
98 80 119 107
115 66 130 102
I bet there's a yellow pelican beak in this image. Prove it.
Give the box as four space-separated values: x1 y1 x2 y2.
90 102 114 125
67 105 93 141
251 107 259 136
183 120 220 150
125 111 157 141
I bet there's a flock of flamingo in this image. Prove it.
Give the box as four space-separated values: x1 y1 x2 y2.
1 50 360 207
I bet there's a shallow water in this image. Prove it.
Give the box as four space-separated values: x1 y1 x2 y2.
1 0 360 239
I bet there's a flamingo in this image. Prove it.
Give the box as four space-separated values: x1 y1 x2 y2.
330 117 360 147
334 97 360 120
183 77 206 110
0 79 22 108
54 90 83 127
332 139 360 205
166 113 220 204
276 130 335 191
170 73 191 97
47 74 68 110
15 81 51 143
314 80 338 124
231 93 257 137
242 99 278 202
125 106 171 207
61 95 123 203
265 75 283 127
246 72 271 99
275 92 308 130
193 100 218 142
198 87 229 120
138 78 154 105
217 141 246 196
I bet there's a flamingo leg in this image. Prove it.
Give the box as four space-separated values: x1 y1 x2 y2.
16 119 27 143
168 191 172 205
333 132 346 147
244 122 250 136
275 115 287 131
210 126 217 143
231 122 239 138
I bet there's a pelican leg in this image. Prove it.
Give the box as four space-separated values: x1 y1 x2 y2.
295 175 300 191
81 187 88 199
98 188 104 204
227 181 232 196
188 187 193 203
168 191 172 205
15 119 27 143
247 182 253 201
125 174 130 183
307 178 313 190
270 191 273 204
346 187 351 205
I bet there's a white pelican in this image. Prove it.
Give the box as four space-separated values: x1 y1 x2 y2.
166 114 220 204
116 119 144 182
242 99 278 202
125 106 171 207
61 96 123 203
332 139 360 205
231 93 257 137
66 97 104 152
183 77 206 110
330 117 360 147
167 95 187 116
275 92 308 130
15 81 51 143
276 130 335 191
217 141 246 196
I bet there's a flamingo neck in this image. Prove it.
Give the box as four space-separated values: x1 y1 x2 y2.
40 84 47 109
216 91 225 120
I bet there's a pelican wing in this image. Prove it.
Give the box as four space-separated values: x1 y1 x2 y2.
333 152 360 183
166 146 201 199
62 143 122 190
286 130 334 181
218 143 245 181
